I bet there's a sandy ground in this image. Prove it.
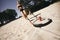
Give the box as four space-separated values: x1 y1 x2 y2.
0 1 60 40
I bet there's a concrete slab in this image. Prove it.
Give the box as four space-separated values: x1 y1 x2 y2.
0 1 60 40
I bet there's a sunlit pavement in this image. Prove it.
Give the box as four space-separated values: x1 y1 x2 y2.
0 2 60 40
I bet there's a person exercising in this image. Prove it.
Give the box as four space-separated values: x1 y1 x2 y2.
17 0 53 26
17 0 43 19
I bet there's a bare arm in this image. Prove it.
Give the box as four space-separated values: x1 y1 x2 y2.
17 1 29 19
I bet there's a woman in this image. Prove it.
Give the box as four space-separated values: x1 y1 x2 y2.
17 0 43 19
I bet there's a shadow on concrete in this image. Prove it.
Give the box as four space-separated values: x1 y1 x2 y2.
34 19 52 28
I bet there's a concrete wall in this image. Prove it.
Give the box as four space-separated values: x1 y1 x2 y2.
33 1 60 35
34 1 60 20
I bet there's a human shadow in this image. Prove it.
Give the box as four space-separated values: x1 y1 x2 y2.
33 19 52 28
